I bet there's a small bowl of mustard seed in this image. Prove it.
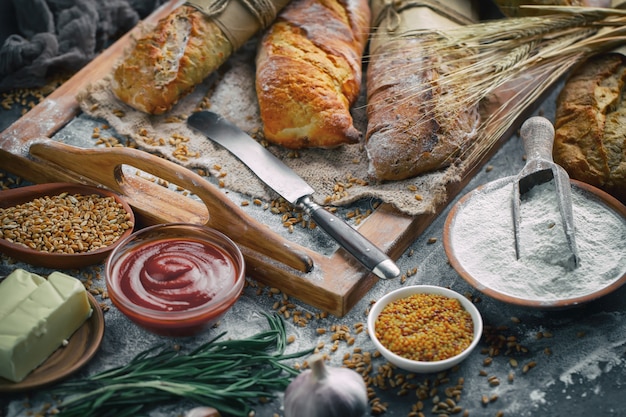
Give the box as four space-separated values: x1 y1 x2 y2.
367 285 483 373
0 182 135 269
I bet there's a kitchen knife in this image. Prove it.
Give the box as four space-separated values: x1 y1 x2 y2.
187 111 400 279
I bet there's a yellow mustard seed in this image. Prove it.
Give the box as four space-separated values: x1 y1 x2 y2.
375 293 474 362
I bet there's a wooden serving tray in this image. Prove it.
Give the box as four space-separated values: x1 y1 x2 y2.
0 0 529 316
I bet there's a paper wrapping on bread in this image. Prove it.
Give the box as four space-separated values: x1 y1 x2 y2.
364 0 481 181
254 0 370 149
111 0 290 115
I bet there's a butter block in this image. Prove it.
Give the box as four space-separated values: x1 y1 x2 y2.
0 270 92 382
0 269 46 320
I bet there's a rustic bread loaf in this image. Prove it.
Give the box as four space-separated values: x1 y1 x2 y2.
554 52 626 203
364 36 480 181
255 0 370 149
111 5 232 115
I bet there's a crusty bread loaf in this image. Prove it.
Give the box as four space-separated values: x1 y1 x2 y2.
255 0 370 149
111 5 232 115
554 52 626 204
364 37 480 181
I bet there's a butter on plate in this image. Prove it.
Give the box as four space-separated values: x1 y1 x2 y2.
0 269 93 383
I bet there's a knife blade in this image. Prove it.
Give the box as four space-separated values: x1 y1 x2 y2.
187 111 400 279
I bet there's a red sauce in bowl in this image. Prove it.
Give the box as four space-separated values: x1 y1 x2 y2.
105 224 245 336
114 238 237 312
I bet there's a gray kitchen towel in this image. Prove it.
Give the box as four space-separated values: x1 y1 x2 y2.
0 0 167 92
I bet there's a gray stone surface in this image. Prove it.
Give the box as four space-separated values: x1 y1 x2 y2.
2 51 626 417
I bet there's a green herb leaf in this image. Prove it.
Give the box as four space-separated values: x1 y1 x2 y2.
52 313 313 417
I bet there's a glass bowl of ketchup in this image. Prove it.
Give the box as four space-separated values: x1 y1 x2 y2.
105 223 245 337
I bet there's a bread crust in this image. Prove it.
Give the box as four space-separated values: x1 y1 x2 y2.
112 5 232 115
255 0 370 149
364 37 480 181
554 52 626 203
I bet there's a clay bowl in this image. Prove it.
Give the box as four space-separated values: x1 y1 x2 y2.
0 292 105 392
367 285 483 373
105 223 246 337
443 179 626 309
0 183 135 269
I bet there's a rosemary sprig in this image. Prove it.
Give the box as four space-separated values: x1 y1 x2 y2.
51 313 314 417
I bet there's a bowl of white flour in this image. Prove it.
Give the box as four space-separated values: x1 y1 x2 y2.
443 179 626 308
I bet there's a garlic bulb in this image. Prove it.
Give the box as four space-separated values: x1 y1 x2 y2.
283 354 368 417
184 407 221 417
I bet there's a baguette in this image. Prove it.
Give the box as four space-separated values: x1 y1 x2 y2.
255 0 370 149
112 5 232 115
364 7 480 181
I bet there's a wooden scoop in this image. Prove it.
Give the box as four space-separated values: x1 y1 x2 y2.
512 116 579 270
28 140 314 273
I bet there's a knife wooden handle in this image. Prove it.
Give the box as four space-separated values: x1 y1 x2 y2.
28 140 314 273
299 197 400 279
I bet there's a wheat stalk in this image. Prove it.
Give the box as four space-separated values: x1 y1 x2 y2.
367 6 626 174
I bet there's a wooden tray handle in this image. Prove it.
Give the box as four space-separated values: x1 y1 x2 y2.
29 140 314 273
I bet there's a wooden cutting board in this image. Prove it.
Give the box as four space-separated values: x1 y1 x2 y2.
0 0 532 316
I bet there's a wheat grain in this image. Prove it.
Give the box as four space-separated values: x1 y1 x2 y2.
367 6 626 176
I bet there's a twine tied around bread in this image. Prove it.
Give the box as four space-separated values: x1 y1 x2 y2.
185 0 287 48
185 0 276 25
372 0 475 32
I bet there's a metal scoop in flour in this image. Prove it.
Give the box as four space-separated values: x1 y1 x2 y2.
512 116 579 270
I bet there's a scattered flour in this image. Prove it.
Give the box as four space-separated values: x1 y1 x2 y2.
529 389 547 404
559 336 626 386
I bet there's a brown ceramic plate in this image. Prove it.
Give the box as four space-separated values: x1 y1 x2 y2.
0 182 135 269
0 292 104 392
443 179 626 309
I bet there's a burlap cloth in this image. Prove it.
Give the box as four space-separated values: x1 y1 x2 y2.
76 39 462 217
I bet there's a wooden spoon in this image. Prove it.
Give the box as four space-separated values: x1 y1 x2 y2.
28 140 314 273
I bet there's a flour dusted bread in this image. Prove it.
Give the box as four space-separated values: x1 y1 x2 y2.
255 0 370 149
554 52 626 204
364 37 480 181
363 2 480 181
111 5 232 115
